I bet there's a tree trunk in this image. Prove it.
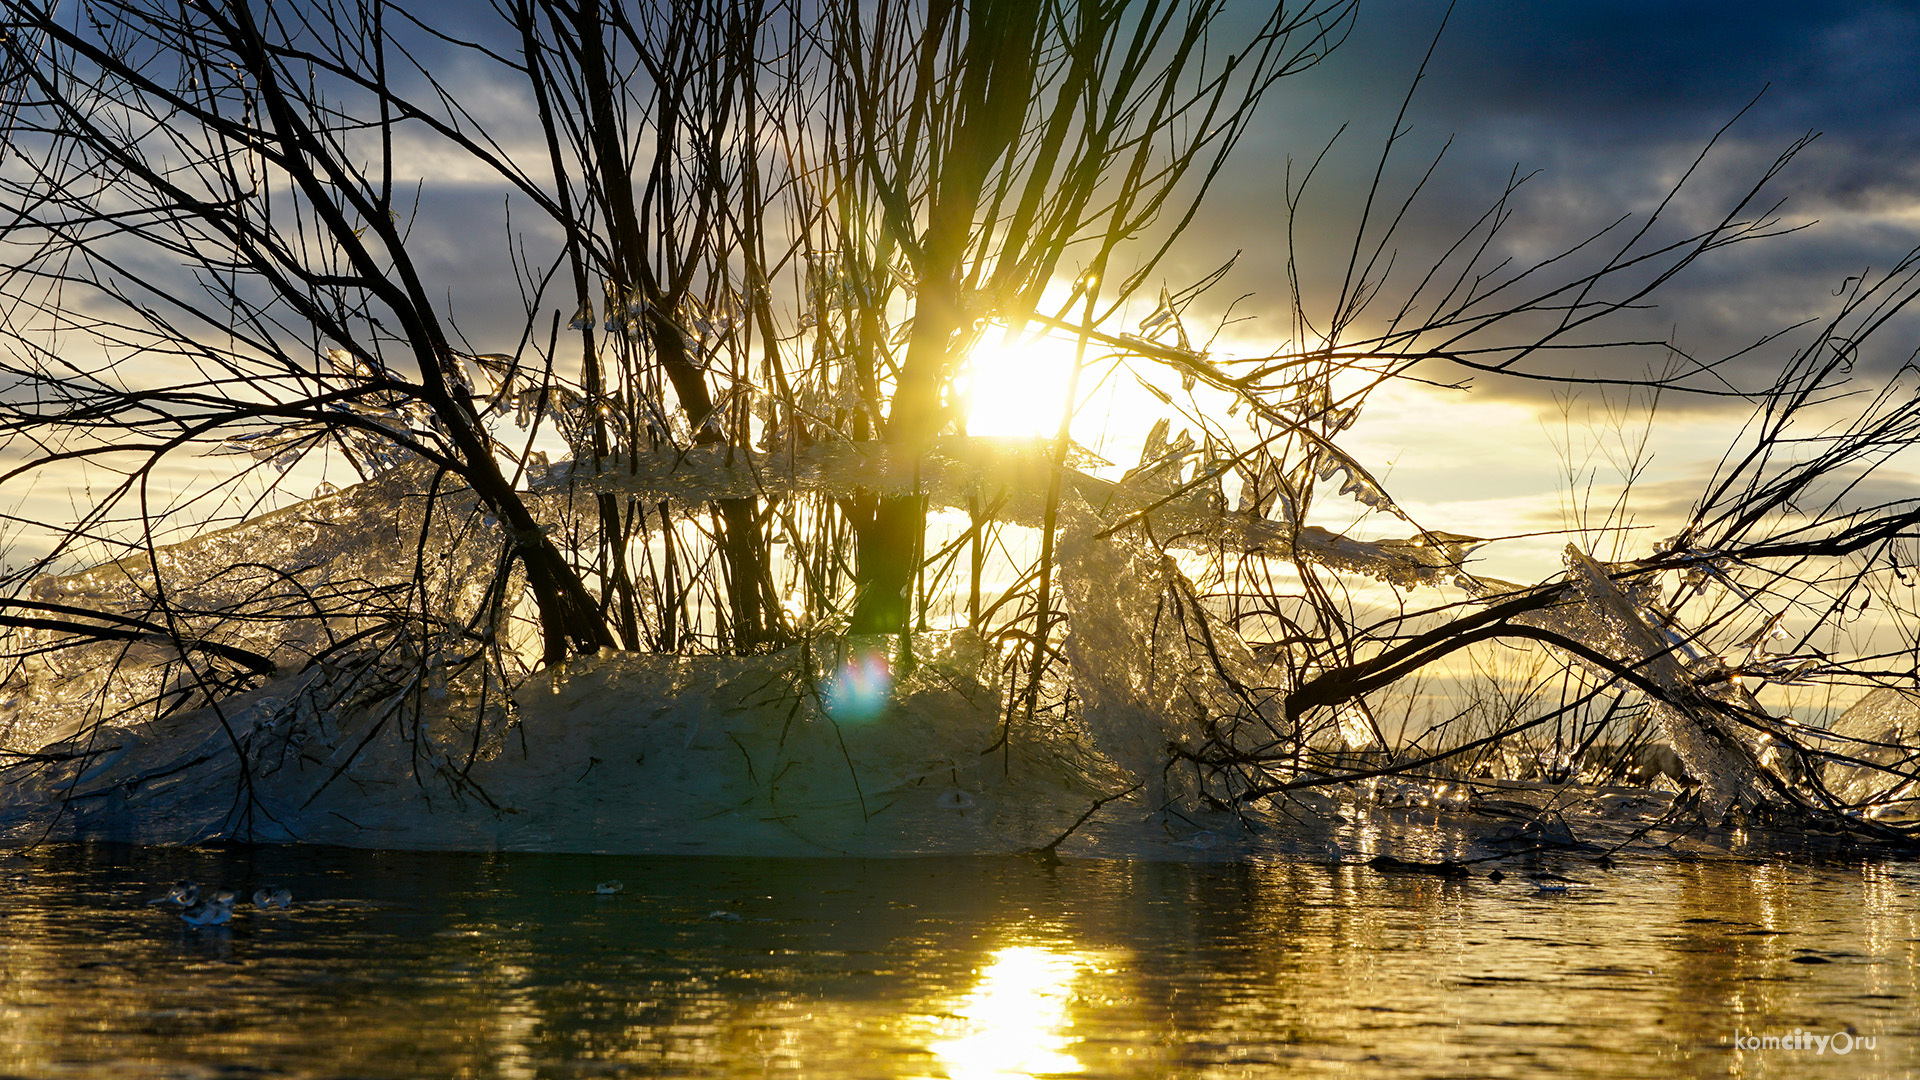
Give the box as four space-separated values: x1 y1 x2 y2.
847 0 1040 633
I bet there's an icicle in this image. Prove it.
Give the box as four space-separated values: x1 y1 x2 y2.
1733 611 1791 666
807 250 848 312
1138 288 1176 334
215 429 284 462
1164 428 1194 462
1313 451 1398 515
401 401 445 441
604 282 646 336
1139 418 1171 465
1553 547 1760 820
568 300 594 331
603 282 624 334
681 292 740 349
441 355 474 397
1244 468 1301 526
548 388 595 457
1137 286 1191 354
325 347 376 380
1122 425 1195 495
462 354 519 399
1335 701 1377 748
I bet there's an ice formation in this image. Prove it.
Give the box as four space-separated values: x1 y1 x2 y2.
1820 689 1920 819
0 439 1906 853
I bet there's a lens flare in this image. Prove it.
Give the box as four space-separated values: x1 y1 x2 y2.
827 649 892 722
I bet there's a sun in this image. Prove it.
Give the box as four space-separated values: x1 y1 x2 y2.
958 330 1079 438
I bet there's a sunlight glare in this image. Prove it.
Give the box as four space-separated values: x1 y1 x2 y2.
929 945 1084 1078
959 333 1077 438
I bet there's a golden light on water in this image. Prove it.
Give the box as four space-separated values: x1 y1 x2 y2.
929 945 1085 1078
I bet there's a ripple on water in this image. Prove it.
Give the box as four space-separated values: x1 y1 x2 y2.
0 842 1913 1078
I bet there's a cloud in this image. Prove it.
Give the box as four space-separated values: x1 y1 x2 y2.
1163 0 1920 409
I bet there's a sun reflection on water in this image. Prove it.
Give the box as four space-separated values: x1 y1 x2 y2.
929 944 1085 1079
7 849 1918 1079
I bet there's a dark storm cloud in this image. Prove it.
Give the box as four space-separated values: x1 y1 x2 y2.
1418 1 1920 134
1177 0 1920 405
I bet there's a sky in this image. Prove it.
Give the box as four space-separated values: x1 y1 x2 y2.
1147 0 1920 583
9 0 1920 597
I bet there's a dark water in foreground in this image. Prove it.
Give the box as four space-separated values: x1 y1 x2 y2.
1 844 1916 1079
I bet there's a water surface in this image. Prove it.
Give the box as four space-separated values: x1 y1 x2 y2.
1 844 1915 1078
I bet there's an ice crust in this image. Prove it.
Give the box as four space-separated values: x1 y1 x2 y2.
1 467 506 758
1546 548 1758 820
548 438 1493 591
0 630 1134 854
1820 688 1920 818
0 442 1860 852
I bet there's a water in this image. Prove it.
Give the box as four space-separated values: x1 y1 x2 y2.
1 844 1915 1079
